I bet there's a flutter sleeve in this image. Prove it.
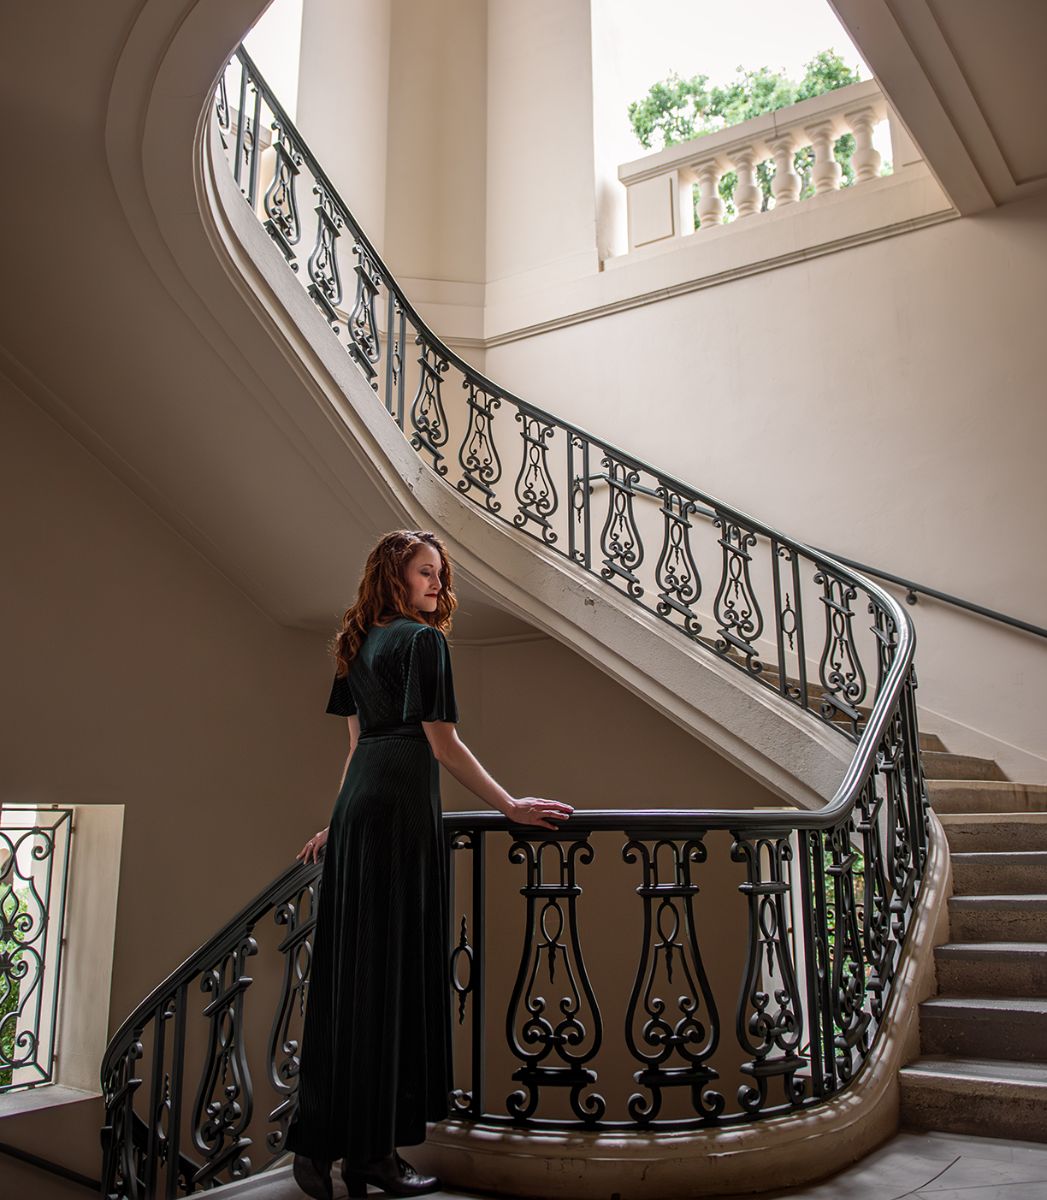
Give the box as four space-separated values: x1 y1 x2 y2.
325 669 357 717
402 625 458 723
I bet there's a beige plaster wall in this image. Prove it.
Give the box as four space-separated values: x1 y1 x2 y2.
485 0 600 298
483 190 1047 777
444 638 775 814
0 369 343 1186
384 0 487 285
297 0 392 254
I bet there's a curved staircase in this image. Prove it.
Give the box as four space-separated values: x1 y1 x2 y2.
901 741 1047 1143
88 20 1040 1200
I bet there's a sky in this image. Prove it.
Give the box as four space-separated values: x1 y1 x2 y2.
601 0 866 97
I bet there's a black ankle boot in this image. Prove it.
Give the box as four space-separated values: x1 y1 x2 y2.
293 1154 334 1200
341 1150 440 1197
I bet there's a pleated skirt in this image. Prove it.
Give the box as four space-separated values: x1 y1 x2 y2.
285 732 453 1166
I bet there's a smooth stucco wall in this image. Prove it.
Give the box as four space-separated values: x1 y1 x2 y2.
1 372 346 1026
482 189 1047 776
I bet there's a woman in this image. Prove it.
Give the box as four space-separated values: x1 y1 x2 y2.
287 529 573 1199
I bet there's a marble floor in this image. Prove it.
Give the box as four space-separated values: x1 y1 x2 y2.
231 1130 1047 1200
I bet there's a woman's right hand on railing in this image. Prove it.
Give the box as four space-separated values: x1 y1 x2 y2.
297 826 329 864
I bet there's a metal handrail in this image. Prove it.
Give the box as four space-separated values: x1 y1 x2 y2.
818 552 1047 640
580 473 1045 640
0 1141 100 1192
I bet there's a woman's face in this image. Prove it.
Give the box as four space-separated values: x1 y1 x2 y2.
403 543 444 614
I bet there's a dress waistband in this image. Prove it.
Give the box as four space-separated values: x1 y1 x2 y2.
357 723 427 742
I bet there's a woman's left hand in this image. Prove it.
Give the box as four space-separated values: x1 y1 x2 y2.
505 797 574 830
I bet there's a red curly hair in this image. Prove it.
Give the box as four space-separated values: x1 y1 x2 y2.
331 529 457 676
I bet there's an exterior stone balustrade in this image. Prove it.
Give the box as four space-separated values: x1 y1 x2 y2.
619 79 891 254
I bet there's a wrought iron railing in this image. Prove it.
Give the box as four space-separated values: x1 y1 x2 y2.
97 47 933 1198
1 805 73 1094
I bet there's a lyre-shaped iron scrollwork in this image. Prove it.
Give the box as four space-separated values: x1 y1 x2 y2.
265 879 318 1158
347 244 383 388
457 381 503 511
409 341 451 474
101 1034 147 1200
853 777 893 1021
814 566 868 735
215 72 231 148
654 485 702 636
713 516 764 674
306 186 344 329
622 836 723 1124
599 453 644 599
731 832 806 1114
262 122 303 266
883 706 918 929
824 824 871 1082
190 936 258 1186
505 837 605 1124
514 411 559 543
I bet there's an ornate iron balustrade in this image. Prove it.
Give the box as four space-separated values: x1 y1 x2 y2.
95 46 933 1199
100 673 928 1194
218 46 914 744
1 806 73 1094
101 860 323 1199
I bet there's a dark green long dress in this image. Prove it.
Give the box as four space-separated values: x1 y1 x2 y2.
285 616 457 1167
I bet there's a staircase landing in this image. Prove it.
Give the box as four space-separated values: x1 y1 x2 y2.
224 1130 1047 1199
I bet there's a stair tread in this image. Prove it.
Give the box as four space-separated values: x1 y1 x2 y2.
923 750 999 761
922 995 1047 1014
901 1057 1047 1087
936 941 1047 957
938 812 1047 824
928 779 1047 792
921 751 1007 784
949 894 1047 907
952 850 1047 863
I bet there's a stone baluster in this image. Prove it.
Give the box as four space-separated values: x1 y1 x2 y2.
806 120 842 195
768 133 800 207
694 157 725 230
732 145 762 218
846 107 882 182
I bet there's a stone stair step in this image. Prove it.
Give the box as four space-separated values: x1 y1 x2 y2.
918 731 947 753
938 812 1047 852
753 673 944 752
934 942 1047 996
899 1056 1047 1142
928 779 1047 814
920 751 1007 781
920 995 1047 1060
951 851 1047 895
949 895 1047 942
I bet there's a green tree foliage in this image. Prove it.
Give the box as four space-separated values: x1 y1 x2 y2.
627 50 865 222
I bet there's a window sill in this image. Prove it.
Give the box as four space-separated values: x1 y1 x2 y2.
0 1084 99 1120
